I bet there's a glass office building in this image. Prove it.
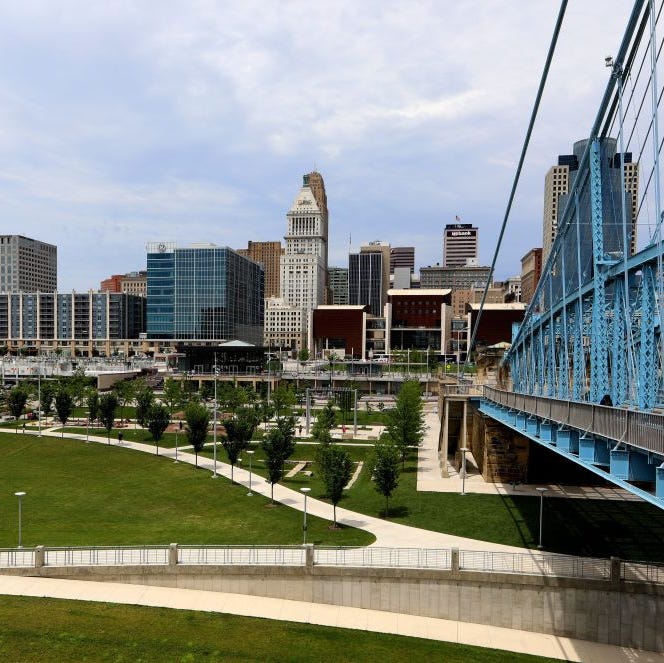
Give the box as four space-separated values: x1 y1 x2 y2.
146 243 264 344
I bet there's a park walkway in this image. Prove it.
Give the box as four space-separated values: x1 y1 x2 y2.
0 575 660 663
35 424 524 552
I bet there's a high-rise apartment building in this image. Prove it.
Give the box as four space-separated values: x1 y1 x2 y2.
542 138 639 263
146 242 263 344
328 267 349 305
236 241 283 299
0 235 57 292
0 291 145 356
443 224 478 267
268 172 329 351
390 247 415 274
348 251 384 316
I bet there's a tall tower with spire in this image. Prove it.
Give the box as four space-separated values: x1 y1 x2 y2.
264 171 329 353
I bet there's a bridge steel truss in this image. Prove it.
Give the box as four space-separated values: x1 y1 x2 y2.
493 1 664 505
509 0 664 411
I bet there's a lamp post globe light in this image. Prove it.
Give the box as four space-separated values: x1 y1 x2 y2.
246 450 255 496
300 487 311 545
14 491 26 548
536 487 547 550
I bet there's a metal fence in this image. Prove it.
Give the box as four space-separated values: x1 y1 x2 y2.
44 546 169 567
0 544 663 584
458 550 611 580
314 546 451 569
178 545 306 566
483 386 664 455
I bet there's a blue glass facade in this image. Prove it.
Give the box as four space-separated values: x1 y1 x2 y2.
146 246 264 343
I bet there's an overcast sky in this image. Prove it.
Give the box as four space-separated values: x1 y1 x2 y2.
0 1 635 290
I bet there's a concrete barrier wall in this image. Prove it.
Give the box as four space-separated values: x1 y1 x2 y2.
9 564 664 651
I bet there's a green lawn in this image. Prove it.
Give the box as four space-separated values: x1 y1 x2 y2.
58 426 182 448
0 596 561 663
0 433 373 548
205 441 664 561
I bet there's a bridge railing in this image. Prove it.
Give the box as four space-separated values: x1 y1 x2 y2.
483 387 664 454
1 544 663 584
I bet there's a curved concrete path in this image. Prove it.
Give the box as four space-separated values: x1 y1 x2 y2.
0 575 660 663
35 425 525 552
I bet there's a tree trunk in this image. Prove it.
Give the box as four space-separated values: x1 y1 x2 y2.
195 451 198 468
333 503 337 527
231 463 234 483
385 496 389 518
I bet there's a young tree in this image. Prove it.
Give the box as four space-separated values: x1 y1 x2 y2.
99 392 119 444
261 415 296 503
162 378 184 417
318 445 353 527
336 388 354 425
113 379 136 424
386 380 426 467
271 385 296 421
297 348 310 362
147 403 170 455
7 387 28 432
221 407 259 482
40 381 56 425
185 402 210 467
135 385 155 429
86 388 100 428
372 441 400 518
55 388 74 437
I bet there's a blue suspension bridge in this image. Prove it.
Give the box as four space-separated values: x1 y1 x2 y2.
477 0 664 509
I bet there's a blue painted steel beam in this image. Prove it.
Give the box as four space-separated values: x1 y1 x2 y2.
478 399 664 509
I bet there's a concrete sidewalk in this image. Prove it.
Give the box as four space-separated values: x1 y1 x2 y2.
0 575 660 663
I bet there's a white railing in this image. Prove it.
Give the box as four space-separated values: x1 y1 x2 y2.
458 550 611 580
178 545 306 566
44 546 169 567
0 544 661 584
314 546 451 569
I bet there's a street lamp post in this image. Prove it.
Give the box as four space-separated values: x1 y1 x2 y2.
37 361 42 437
14 491 26 548
300 487 311 545
174 430 179 463
212 356 218 479
246 449 255 496
460 447 468 495
536 487 547 549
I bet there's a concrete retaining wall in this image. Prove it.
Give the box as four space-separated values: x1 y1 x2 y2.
8 564 664 651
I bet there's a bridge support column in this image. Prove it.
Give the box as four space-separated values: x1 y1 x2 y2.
556 428 579 454
440 399 450 478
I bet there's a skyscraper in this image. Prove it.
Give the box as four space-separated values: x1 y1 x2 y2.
390 246 415 274
360 241 390 313
328 267 349 305
443 224 478 267
0 235 57 292
236 241 283 299
542 138 639 263
348 251 384 316
265 172 329 352
146 242 263 343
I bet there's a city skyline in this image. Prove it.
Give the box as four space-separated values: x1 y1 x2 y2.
0 2 633 290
